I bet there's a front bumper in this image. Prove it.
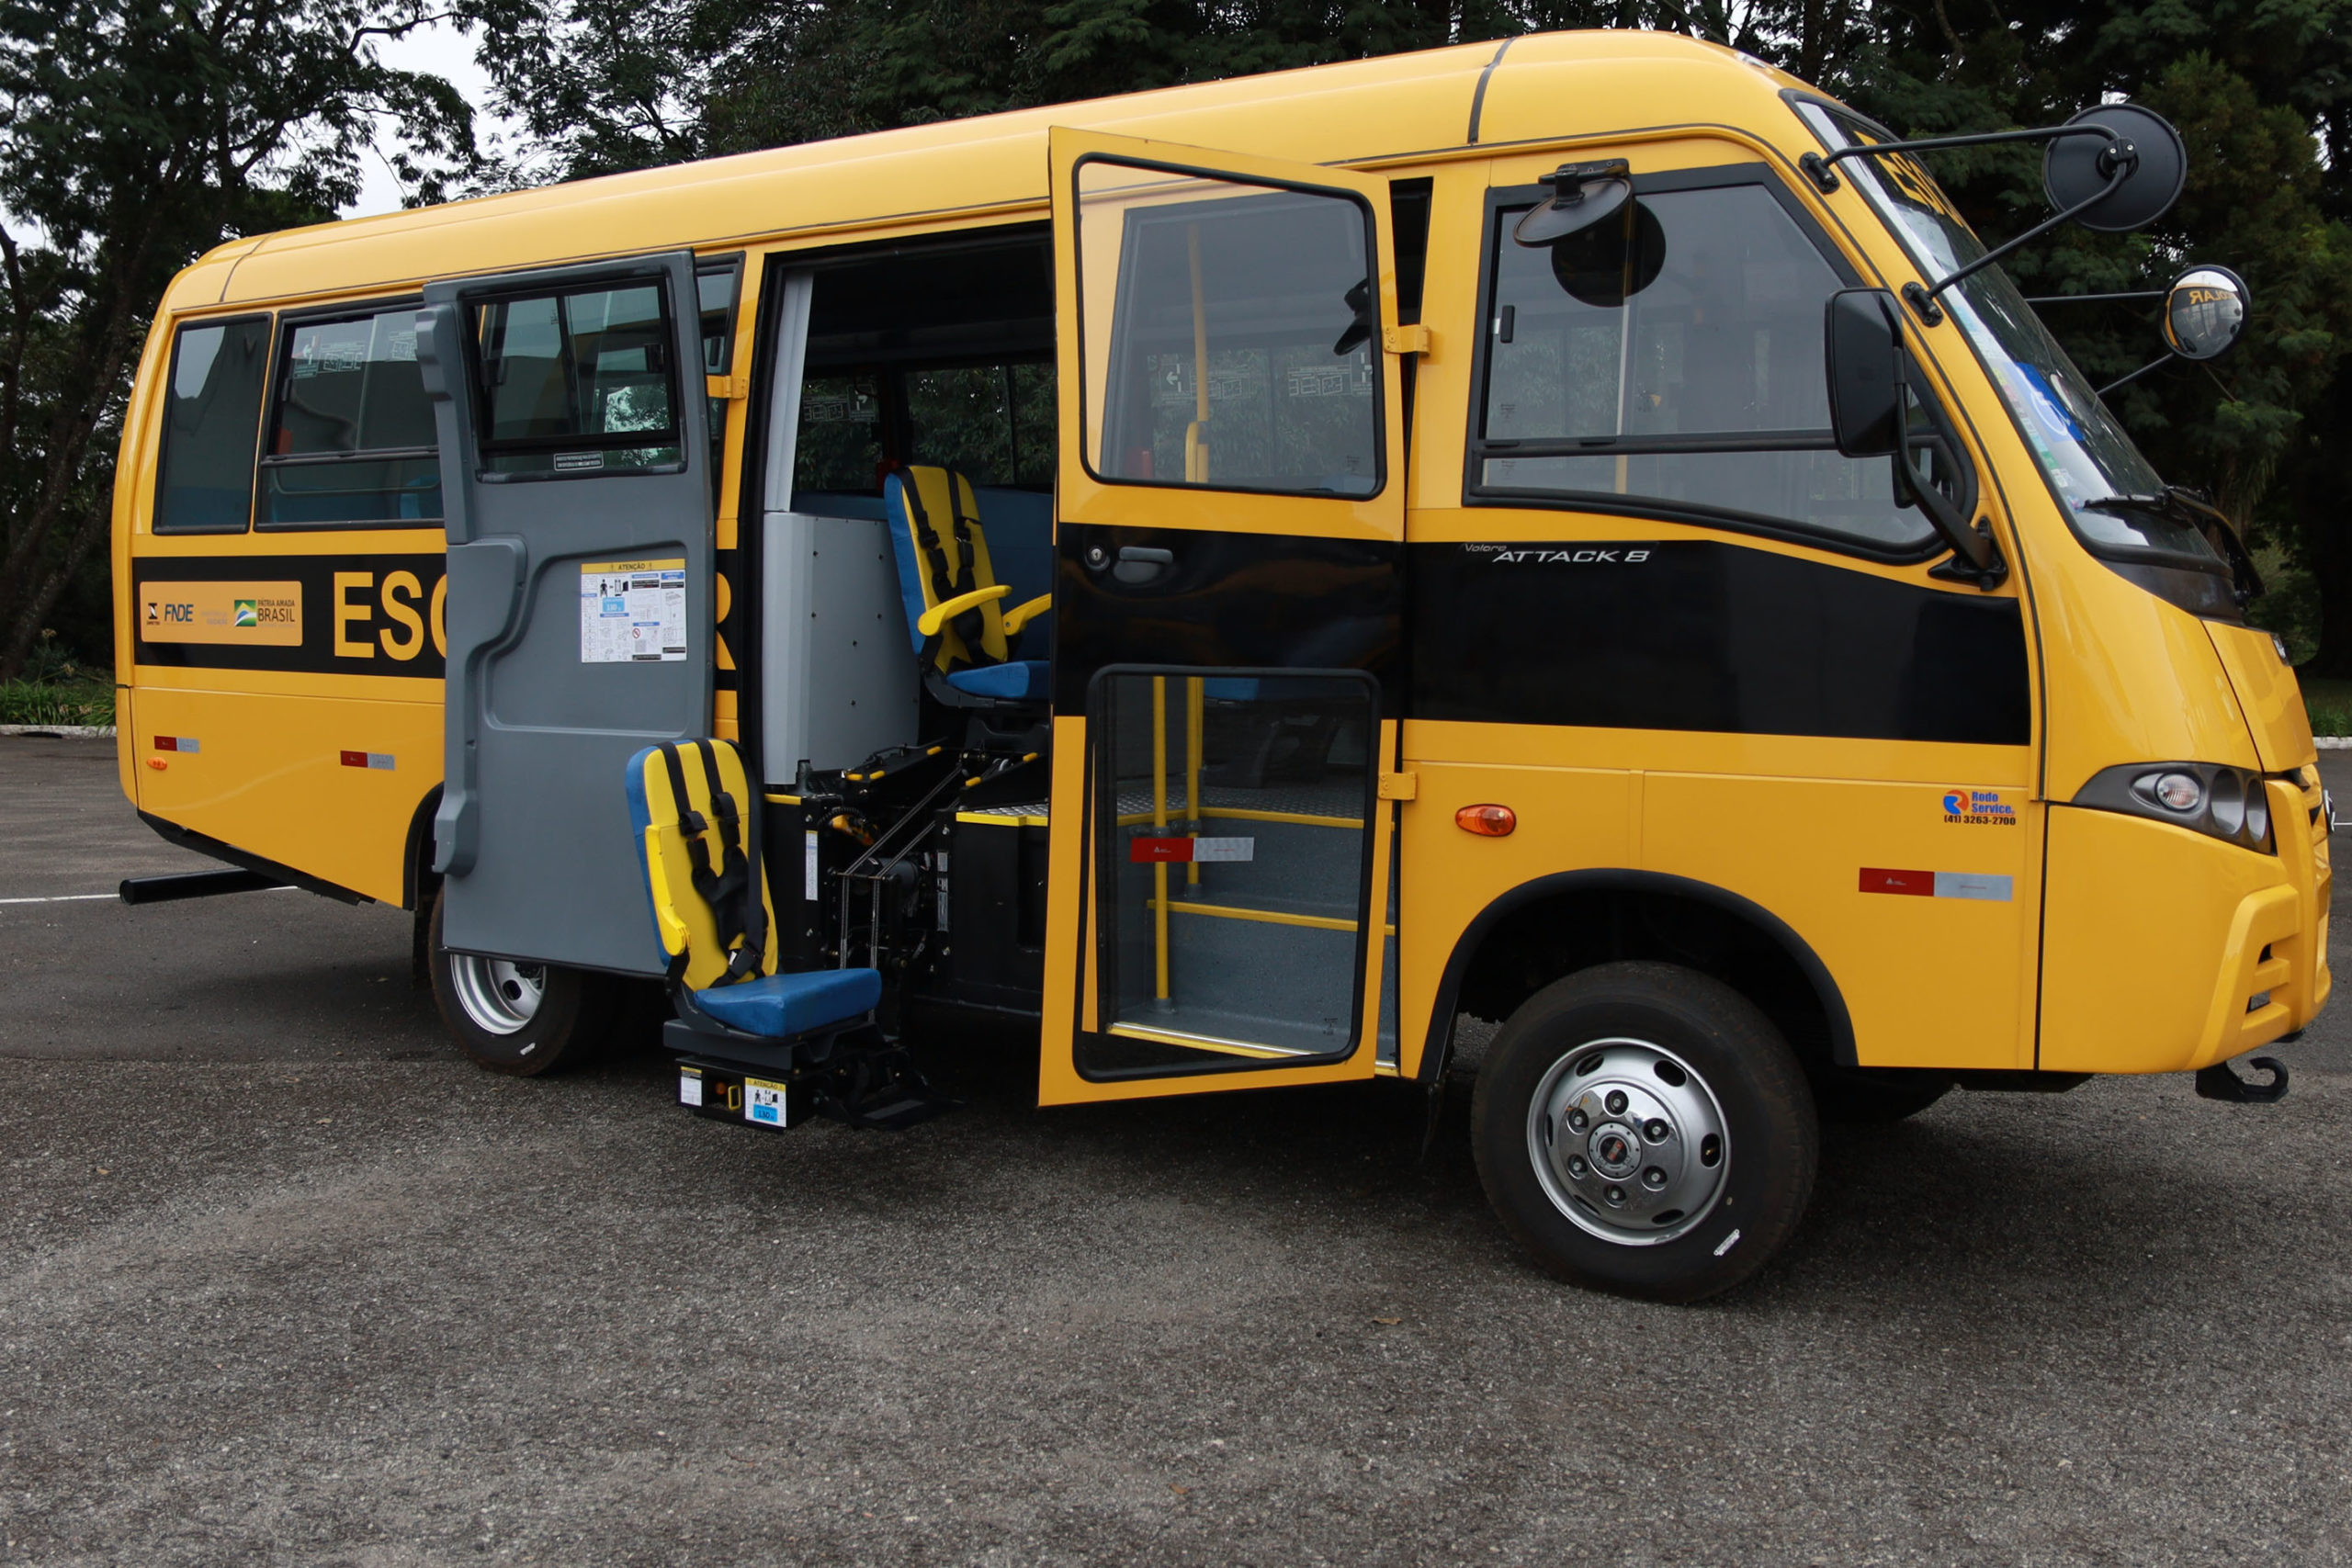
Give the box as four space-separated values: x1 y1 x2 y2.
2039 768 2330 1075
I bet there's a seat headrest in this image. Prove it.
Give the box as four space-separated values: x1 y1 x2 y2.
623 739 778 991
883 465 1010 671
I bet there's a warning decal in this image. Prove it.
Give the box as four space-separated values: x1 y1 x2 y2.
580 558 688 664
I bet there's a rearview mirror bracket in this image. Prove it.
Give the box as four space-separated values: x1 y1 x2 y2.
1826 288 2006 587
1805 106 2187 319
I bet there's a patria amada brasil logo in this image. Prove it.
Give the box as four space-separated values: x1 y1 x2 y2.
1943 787 2018 826
232 599 258 627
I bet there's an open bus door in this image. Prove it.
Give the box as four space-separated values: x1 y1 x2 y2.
419 254 716 973
1039 129 1411 1104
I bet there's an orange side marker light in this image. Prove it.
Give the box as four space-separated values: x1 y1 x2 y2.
145 758 167 771
1455 804 1515 837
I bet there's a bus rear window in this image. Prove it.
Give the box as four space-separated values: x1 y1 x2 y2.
153 317 271 534
259 306 442 528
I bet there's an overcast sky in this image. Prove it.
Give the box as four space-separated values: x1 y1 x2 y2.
345 17 514 219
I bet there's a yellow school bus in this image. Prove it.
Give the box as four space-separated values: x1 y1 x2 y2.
113 29 2327 1300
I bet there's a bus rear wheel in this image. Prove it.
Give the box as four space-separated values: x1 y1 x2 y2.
427 888 616 1076
1471 962 1819 1303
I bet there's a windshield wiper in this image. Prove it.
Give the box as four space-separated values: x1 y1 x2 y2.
2081 488 2263 604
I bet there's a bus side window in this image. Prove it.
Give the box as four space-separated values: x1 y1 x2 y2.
258 305 441 528
473 282 684 476
902 362 1056 489
1474 172 1944 554
153 316 272 534
795 371 886 493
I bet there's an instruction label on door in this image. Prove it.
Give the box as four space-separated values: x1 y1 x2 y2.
580 558 688 663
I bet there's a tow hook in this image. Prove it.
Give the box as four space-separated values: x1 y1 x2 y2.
2194 1056 2290 1104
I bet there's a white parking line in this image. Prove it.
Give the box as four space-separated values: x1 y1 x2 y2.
1 886 301 905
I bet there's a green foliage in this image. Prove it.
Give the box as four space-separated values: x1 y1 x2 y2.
0 0 486 679
2299 676 2352 737
0 676 114 728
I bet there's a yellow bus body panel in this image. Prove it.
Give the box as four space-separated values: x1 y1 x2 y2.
130 686 440 905
2041 792 2329 1073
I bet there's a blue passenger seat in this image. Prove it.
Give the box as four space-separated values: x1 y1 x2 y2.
882 466 1051 707
624 738 881 1045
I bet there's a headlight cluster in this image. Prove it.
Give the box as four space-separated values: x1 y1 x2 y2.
2072 761 2277 852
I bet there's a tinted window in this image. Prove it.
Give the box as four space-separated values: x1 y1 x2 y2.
903 362 1056 489
474 283 681 475
795 371 885 492
154 317 270 533
1476 181 1933 551
1080 159 1381 497
259 306 441 527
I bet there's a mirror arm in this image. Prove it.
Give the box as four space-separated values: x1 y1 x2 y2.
1921 159 2132 306
2022 289 2165 306
1803 122 2119 193
1901 436 2004 585
1889 345 2003 583
2095 352 2177 399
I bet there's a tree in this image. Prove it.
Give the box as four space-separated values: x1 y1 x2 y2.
0 0 482 678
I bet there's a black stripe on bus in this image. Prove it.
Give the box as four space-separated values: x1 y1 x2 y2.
1408 540 2030 745
132 553 447 678
1053 525 1404 716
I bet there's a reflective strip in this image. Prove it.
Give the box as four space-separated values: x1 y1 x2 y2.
1860 867 2011 901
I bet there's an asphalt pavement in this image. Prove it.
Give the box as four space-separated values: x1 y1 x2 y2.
3 734 2349 1566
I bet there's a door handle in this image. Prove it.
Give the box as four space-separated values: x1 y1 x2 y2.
1114 546 1174 584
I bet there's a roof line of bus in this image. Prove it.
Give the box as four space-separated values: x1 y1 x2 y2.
173 30 1810 310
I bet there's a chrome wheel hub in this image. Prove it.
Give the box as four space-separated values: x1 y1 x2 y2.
1528 1038 1728 1246
448 953 546 1036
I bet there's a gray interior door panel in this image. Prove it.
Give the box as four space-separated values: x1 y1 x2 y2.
418 252 714 972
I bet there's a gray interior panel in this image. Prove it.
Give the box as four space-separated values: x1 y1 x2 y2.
761 512 917 778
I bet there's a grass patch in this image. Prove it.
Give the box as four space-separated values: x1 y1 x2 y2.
0 678 116 728
2303 676 2352 739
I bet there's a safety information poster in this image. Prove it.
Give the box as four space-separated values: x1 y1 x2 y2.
579 558 688 663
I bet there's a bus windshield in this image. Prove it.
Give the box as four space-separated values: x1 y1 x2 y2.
1792 102 2220 566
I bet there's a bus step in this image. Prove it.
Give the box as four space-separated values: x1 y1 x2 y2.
118 868 286 905
813 1043 959 1132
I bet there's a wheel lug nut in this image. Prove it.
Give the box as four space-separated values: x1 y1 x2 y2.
1603 1185 1626 1206
1642 1167 1668 1190
1567 1156 1589 1178
1643 1119 1669 1142
1604 1090 1628 1115
1566 1108 1589 1133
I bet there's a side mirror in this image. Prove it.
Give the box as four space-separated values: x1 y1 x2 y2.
1823 288 2003 583
2043 105 2188 234
2163 265 2249 362
1825 288 1902 457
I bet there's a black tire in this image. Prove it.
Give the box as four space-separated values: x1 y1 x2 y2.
1809 1069 1952 1125
427 888 617 1076
1470 961 1818 1303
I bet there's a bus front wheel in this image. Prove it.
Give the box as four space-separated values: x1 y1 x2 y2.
427 889 616 1076
1471 962 1819 1303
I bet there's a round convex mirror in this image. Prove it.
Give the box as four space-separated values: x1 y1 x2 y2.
1550 200 1668 310
2163 265 2250 361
